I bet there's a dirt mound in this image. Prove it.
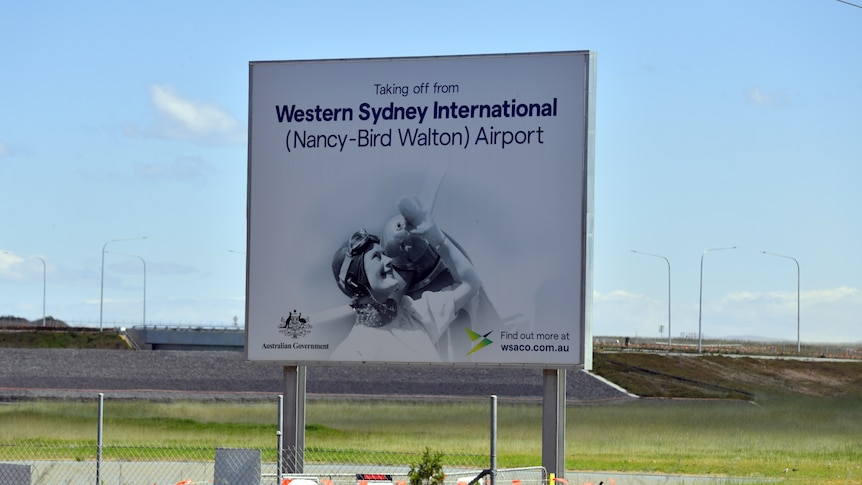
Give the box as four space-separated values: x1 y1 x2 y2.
594 352 862 399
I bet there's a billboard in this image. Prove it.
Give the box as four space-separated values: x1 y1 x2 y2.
246 51 595 367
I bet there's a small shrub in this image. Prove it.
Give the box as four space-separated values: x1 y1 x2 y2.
408 447 445 485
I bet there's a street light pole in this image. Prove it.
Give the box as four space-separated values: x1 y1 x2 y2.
100 236 147 331
631 250 672 349
698 246 737 353
761 251 801 353
2 251 47 326
34 256 46 327
105 251 147 327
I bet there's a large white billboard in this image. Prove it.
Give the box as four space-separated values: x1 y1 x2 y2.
246 51 595 367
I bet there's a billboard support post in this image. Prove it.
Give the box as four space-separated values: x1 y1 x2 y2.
282 365 306 474
541 369 566 480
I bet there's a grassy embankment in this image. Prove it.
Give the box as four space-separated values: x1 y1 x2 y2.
0 325 129 349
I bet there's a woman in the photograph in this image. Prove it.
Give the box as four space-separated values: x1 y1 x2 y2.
329 196 482 361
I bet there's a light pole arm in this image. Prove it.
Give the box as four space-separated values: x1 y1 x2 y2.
698 246 737 353
100 236 147 331
631 250 671 348
35 256 46 327
761 251 801 353
105 251 147 327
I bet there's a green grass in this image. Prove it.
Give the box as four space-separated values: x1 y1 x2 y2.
0 400 276 446
2 397 861 483
569 396 862 481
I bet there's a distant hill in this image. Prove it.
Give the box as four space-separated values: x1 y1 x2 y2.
0 315 69 327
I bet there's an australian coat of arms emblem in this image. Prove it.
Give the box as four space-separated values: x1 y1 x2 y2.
279 310 312 338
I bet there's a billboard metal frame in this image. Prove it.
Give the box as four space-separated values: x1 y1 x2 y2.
246 51 596 369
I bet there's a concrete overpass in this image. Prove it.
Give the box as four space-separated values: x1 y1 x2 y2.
123 326 244 351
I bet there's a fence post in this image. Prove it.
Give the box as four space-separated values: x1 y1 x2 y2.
96 392 104 485
490 395 497 485
278 394 284 484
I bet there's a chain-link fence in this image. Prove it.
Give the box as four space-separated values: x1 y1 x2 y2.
0 441 546 485
1 392 550 485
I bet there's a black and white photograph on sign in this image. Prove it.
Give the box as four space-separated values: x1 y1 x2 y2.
247 52 594 366
328 195 505 362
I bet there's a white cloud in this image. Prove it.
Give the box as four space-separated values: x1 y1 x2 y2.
748 87 771 105
746 86 789 107
716 288 862 342
144 84 245 144
593 290 671 338
0 141 8 157
134 156 216 185
594 287 862 343
803 286 859 303
721 287 859 313
0 251 24 280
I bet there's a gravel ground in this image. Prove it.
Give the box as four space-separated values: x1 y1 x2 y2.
0 348 633 402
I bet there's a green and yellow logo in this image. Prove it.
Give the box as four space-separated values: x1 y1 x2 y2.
465 328 493 355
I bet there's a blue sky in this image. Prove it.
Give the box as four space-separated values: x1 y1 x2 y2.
2 0 860 343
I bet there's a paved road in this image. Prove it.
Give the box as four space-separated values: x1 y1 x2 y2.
0 348 633 402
